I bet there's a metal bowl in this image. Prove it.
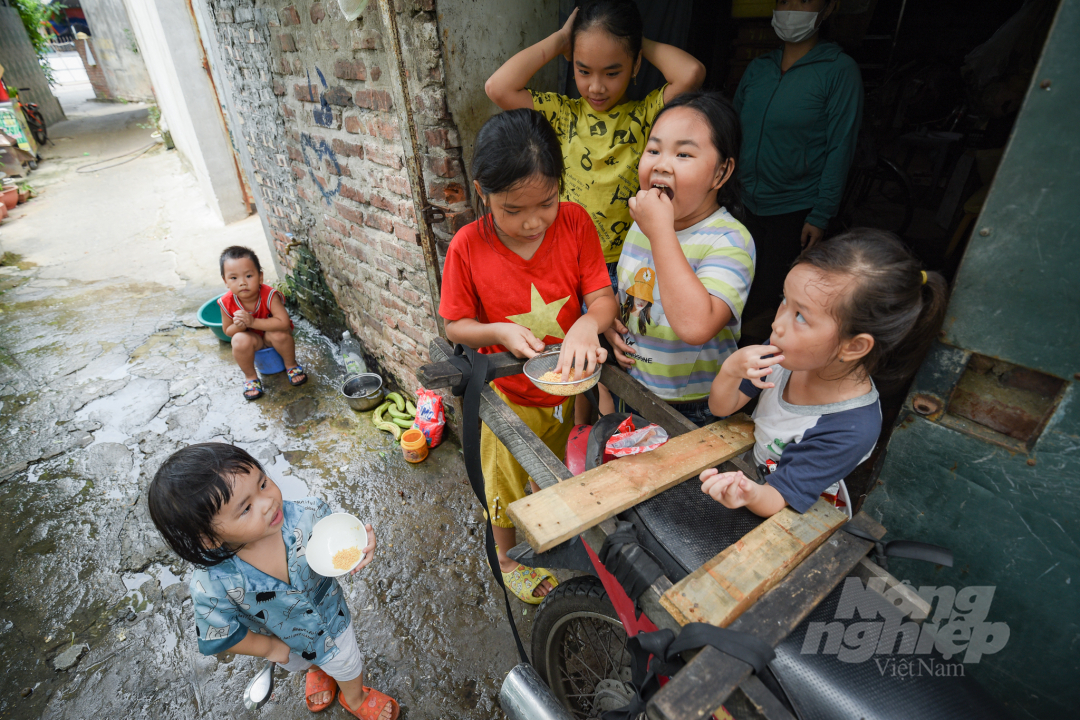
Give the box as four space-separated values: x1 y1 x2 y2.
340 373 383 411
523 348 601 397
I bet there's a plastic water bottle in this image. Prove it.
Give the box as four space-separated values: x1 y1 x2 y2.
340 331 367 375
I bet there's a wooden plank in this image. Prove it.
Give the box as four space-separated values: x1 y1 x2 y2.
600 364 698 437
429 339 571 489
734 676 797 720
599 364 757 479
660 500 848 628
418 347 526 390
647 512 886 720
507 417 755 552
720 676 796 720
375 0 445 338
852 556 932 621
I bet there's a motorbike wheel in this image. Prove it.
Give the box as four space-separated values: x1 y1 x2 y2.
532 576 635 720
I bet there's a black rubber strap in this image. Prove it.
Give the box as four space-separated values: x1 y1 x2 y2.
598 522 664 608
841 523 953 570
447 343 474 396
601 622 775 720
669 623 774 675
880 540 953 567
452 344 530 665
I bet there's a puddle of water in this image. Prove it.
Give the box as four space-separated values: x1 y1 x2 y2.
160 626 178 653
266 454 310 499
120 573 155 615
122 572 153 592
90 426 128 446
145 416 168 435
156 565 183 589
1 278 521 720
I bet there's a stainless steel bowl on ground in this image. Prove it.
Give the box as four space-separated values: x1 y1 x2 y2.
340 373 384 411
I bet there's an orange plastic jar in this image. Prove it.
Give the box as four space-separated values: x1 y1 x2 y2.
400 428 428 463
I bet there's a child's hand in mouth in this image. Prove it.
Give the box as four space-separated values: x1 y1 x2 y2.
628 187 675 241
722 344 785 389
650 182 674 201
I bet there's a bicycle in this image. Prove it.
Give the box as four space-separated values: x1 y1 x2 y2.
837 153 914 238
9 87 47 148
836 131 915 238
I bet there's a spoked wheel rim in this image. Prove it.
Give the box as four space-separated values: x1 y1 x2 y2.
543 609 634 719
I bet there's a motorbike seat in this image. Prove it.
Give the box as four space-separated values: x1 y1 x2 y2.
584 412 765 583
582 415 1014 719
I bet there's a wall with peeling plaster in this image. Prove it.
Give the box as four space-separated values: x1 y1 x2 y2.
201 0 473 394
435 0 558 178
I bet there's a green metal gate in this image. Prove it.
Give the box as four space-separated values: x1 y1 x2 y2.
863 3 1079 718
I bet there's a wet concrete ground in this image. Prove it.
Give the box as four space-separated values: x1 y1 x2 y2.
0 88 529 719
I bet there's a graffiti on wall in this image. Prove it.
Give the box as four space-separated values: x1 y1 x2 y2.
305 67 335 128
300 133 341 204
298 66 344 204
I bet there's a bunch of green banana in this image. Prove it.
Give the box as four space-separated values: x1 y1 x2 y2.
372 392 418 440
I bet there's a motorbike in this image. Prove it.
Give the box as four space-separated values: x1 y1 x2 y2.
506 411 1014 720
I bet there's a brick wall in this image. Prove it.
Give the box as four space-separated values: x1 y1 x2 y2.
205 0 472 394
75 38 112 101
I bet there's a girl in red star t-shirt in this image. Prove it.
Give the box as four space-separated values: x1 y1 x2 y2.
440 109 617 604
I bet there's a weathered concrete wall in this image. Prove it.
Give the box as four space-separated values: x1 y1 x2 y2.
202 0 473 393
80 0 154 102
0 7 65 127
435 0 558 177
74 37 113 100
123 0 250 224
187 0 268 243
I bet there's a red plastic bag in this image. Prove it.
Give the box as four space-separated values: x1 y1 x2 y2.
604 416 669 458
412 388 446 448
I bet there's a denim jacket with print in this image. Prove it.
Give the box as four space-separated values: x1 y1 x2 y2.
189 498 351 664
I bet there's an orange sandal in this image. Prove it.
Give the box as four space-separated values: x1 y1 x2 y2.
338 686 400 720
304 668 338 712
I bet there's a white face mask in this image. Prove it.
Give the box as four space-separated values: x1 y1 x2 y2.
772 10 820 43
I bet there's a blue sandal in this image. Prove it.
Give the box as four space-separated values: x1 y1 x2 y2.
287 364 307 387
243 378 264 401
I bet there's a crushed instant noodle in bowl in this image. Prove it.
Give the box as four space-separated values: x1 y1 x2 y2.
524 348 601 396
333 547 362 570
307 513 368 577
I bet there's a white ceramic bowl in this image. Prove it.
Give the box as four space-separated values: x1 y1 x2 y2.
306 513 368 577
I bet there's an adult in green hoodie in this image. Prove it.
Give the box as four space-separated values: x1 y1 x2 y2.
735 0 863 336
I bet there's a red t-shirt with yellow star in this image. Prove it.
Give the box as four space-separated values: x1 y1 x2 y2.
439 202 611 407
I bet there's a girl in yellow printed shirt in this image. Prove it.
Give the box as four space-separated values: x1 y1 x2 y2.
488 0 704 422
486 0 705 270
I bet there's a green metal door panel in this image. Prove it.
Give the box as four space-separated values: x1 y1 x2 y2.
864 399 1079 720
943 1 1080 381
866 3 1079 719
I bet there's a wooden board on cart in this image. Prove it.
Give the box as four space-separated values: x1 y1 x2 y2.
661 499 848 628
506 416 755 552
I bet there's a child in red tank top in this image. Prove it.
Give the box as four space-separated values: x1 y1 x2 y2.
219 247 306 401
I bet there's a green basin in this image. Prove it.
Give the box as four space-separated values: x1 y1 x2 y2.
198 294 232 342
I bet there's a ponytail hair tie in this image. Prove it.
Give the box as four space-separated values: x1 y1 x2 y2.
920 270 928 285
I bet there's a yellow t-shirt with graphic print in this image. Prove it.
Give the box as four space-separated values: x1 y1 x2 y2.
530 85 667 264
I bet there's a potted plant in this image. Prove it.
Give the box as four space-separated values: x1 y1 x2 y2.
0 182 17 211
17 182 31 204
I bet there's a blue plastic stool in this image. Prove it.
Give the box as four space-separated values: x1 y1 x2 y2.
254 347 286 375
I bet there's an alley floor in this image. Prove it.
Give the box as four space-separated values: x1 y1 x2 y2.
0 86 524 719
